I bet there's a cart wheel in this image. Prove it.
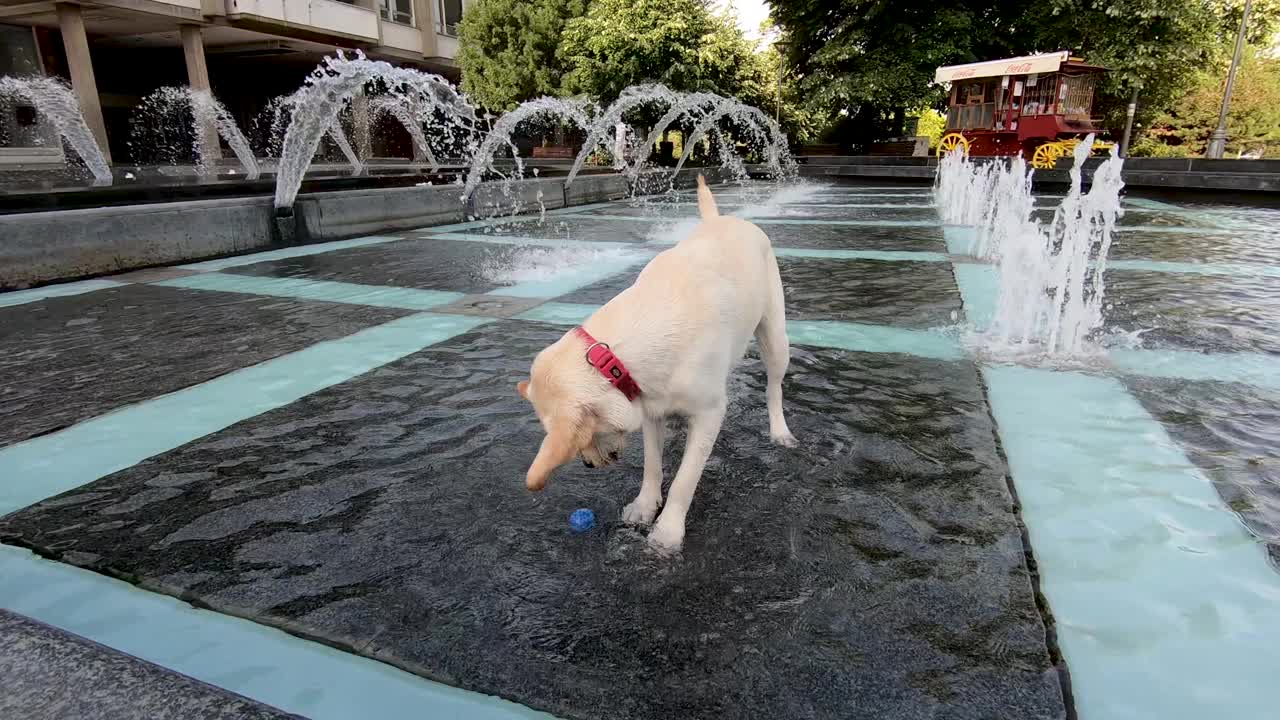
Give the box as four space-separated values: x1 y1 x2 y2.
937 133 969 157
1031 142 1062 170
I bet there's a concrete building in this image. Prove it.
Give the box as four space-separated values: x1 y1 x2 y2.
0 0 469 166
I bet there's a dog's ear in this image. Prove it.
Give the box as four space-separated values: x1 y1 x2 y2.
516 380 529 399
526 415 578 491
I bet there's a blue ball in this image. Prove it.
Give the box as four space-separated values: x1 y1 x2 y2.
569 508 596 533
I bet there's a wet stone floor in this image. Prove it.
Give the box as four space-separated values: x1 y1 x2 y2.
2 180 1278 720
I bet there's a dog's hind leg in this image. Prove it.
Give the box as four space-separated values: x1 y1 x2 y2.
622 416 665 525
755 251 797 448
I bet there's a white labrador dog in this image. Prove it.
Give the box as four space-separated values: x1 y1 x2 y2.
517 176 796 552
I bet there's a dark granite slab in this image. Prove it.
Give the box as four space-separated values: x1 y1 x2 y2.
1034 208 1205 228
553 256 961 328
450 217 656 244
227 238 524 294
0 610 298 720
1104 269 1280 355
1110 229 1280 265
1125 377 1280 567
586 205 938 221
762 224 947 252
0 321 1065 720
455 210 945 253
780 257 961 326
0 284 408 449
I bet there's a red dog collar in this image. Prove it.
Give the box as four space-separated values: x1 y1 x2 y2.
574 327 641 401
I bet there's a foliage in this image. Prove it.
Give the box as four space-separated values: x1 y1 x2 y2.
768 0 1280 141
559 0 766 105
1137 45 1280 156
912 109 947 148
456 0 587 111
768 0 1038 137
1128 135 1192 157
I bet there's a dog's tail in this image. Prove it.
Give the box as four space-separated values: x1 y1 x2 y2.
696 174 719 220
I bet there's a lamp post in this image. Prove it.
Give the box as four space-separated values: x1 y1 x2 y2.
774 41 790 124
1206 0 1253 159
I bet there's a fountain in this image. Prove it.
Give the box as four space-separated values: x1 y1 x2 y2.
459 96 596 203
325 121 365 176
368 95 437 169
943 137 1126 359
935 148 998 230
564 83 680 189
273 50 476 209
0 75 112 184
627 92 721 181
132 86 260 179
671 97 791 180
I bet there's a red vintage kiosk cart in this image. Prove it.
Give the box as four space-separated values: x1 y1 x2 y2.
934 51 1113 168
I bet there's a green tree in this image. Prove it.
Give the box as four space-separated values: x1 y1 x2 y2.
1036 0 1280 138
768 0 1038 139
560 0 766 104
456 0 587 110
1139 45 1280 156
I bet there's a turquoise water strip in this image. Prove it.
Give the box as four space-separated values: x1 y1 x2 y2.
490 258 643 299
0 279 124 308
942 225 979 255
424 232 636 251
0 313 488 516
180 236 401 271
773 248 949 263
1108 259 1280 279
1115 226 1228 235
788 320 963 360
1111 348 1280 390
983 365 1280 720
1125 197 1183 211
516 302 600 325
157 273 462 311
586 214 939 227
517 307 965 360
0 545 549 720
950 263 998 330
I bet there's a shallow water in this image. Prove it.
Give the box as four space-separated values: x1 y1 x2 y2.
1 179 1278 720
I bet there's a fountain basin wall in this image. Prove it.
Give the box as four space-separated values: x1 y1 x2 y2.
0 168 732 290
795 156 1280 192
0 196 275 289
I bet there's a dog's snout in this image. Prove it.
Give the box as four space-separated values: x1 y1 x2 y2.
608 451 620 462
582 458 595 469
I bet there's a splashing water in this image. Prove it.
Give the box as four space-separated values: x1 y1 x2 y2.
133 86 260 179
273 50 476 209
627 92 721 182
935 149 998 231
0 75 111 183
978 136 1127 360
460 96 595 203
479 245 643 286
369 95 437 169
565 83 680 189
672 97 792 182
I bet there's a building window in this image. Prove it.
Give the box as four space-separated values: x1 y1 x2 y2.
438 0 462 35
380 0 413 25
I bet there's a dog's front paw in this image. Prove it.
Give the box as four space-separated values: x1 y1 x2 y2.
622 494 661 525
771 430 798 448
647 517 685 554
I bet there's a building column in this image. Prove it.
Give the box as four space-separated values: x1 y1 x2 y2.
351 86 372 160
180 24 220 160
55 3 111 164
414 0 439 56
